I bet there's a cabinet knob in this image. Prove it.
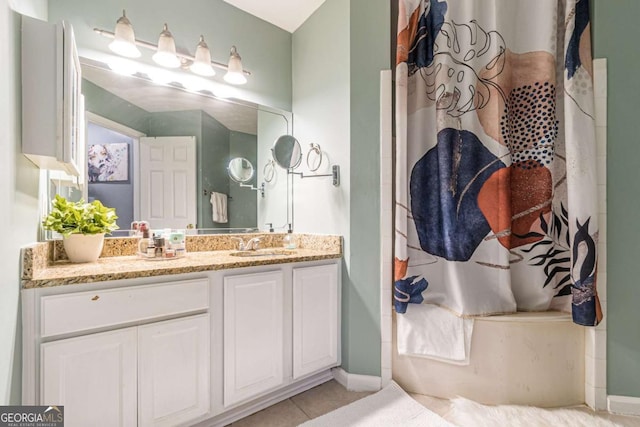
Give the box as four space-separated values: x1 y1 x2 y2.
91 295 100 301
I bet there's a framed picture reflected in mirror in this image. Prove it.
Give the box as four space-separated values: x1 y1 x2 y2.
87 142 129 183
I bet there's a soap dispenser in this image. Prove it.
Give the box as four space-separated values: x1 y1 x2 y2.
283 224 296 249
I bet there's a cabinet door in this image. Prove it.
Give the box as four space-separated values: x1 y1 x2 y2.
41 328 137 427
223 271 284 407
138 314 210 427
293 264 339 379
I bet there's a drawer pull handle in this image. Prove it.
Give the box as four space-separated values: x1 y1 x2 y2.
91 295 100 301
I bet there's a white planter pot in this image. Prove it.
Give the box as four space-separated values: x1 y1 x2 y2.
63 233 105 263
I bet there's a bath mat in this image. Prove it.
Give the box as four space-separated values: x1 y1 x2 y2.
298 381 454 427
449 397 623 427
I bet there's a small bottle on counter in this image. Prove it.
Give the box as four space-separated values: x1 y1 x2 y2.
154 236 165 257
138 227 150 254
146 234 156 257
169 231 186 257
282 224 296 249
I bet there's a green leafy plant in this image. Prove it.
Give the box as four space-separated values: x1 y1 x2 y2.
42 195 119 236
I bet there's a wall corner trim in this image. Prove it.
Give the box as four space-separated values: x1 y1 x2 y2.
332 367 382 392
608 395 640 416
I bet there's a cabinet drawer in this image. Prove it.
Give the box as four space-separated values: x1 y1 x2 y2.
41 278 209 338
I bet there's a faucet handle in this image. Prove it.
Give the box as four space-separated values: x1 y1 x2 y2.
231 237 245 250
248 237 261 251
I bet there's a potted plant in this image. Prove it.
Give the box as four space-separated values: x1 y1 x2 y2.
42 195 119 263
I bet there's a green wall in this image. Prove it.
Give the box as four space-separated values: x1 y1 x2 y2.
200 112 231 229
228 131 258 229
83 80 149 134
0 1 47 405
347 0 390 376
293 0 390 376
591 0 640 398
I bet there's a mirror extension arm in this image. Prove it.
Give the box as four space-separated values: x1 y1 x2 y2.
289 165 340 187
239 182 265 197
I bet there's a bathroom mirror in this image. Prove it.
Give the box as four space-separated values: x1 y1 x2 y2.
272 135 302 169
228 157 255 183
45 59 292 235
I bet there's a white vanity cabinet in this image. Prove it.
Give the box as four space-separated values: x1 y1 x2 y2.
24 277 211 427
25 259 342 427
41 328 138 427
217 262 341 414
292 263 340 379
138 315 210 427
223 271 285 407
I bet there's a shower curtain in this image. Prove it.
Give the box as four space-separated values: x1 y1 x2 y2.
394 0 602 326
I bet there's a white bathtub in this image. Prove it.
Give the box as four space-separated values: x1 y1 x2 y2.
392 311 585 407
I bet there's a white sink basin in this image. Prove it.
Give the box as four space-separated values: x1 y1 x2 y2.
230 249 296 257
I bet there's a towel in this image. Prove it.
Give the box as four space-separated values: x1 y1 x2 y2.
396 303 474 365
210 192 228 223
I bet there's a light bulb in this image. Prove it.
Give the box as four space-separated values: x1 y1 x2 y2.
190 35 216 77
224 46 247 85
152 23 181 68
108 10 141 58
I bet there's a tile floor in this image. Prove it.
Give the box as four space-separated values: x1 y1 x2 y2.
228 380 640 426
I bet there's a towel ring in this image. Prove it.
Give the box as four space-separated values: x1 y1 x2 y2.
263 159 276 183
306 143 323 172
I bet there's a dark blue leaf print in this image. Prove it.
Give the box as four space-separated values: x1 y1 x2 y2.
572 217 596 285
407 0 448 70
410 128 505 261
570 217 599 326
565 0 590 79
394 275 429 314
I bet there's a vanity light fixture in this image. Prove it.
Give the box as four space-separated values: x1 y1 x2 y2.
108 10 141 58
152 23 181 68
224 46 247 85
190 36 216 77
95 12 251 84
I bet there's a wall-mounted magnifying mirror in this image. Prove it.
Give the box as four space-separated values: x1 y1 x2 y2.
228 157 255 183
272 135 302 169
272 135 340 187
228 157 265 197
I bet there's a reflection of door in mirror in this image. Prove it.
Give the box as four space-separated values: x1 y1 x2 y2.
140 137 197 230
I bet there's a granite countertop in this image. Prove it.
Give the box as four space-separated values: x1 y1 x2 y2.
21 233 342 289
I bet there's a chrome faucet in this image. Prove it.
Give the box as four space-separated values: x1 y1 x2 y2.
245 237 261 251
231 237 261 251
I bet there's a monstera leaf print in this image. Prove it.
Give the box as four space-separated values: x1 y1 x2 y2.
410 128 506 261
408 13 507 117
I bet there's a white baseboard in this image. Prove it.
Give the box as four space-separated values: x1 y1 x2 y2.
195 370 334 427
608 395 640 416
332 367 382 392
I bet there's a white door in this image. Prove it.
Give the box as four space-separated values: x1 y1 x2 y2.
223 271 284 407
138 314 210 427
292 264 339 379
41 328 137 427
139 136 196 229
